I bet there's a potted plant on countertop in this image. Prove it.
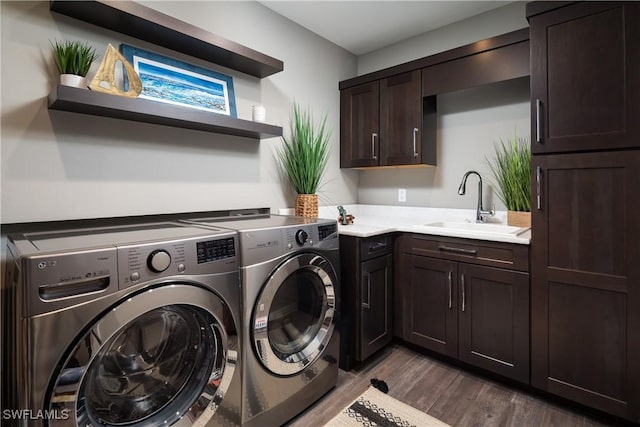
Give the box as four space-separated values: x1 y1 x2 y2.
486 131 532 227
51 39 98 88
276 102 331 218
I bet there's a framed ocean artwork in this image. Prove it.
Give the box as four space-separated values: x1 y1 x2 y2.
120 44 237 117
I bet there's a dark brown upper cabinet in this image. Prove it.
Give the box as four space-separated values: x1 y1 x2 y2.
531 151 640 421
528 1 640 154
340 71 436 168
379 71 434 166
340 81 380 168
339 29 529 169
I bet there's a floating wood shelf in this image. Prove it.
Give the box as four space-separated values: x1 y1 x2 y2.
48 85 283 139
50 0 284 78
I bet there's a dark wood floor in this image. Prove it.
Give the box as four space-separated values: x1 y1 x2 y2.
287 344 619 427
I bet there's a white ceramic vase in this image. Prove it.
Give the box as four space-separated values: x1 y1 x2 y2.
60 74 87 88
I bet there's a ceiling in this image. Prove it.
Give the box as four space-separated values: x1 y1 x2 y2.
259 1 513 55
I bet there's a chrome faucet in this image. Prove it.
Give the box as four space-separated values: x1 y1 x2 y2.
458 171 495 223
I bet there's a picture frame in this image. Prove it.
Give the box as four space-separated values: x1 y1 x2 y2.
120 44 237 117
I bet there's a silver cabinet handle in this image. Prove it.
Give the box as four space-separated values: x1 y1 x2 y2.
448 271 452 309
362 274 371 309
536 99 542 143
536 166 542 210
412 127 419 158
461 273 466 312
438 245 477 255
372 133 378 160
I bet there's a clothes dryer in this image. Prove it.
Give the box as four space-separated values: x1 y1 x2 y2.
1 222 241 426
184 215 340 427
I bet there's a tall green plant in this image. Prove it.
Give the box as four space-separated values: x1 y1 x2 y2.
276 103 331 194
485 131 531 212
50 40 97 77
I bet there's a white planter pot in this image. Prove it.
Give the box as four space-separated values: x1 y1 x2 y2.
60 74 87 88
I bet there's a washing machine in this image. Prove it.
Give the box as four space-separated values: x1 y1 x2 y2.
184 215 340 427
1 222 242 427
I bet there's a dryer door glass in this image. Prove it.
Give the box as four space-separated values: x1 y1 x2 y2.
48 284 238 427
268 268 326 356
253 253 337 376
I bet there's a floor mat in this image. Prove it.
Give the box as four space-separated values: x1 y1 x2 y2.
324 386 450 426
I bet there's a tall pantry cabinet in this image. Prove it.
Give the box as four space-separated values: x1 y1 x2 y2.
528 1 640 421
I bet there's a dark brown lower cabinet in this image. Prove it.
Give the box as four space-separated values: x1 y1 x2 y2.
397 234 530 383
457 263 529 384
531 151 640 421
340 235 393 370
401 256 458 357
359 254 393 360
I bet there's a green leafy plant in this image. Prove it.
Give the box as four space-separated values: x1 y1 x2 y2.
50 39 98 76
276 103 332 195
485 131 531 212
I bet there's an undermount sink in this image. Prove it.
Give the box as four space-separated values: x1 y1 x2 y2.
417 221 530 236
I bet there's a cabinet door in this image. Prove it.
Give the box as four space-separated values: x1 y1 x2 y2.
531 151 640 420
358 254 393 361
458 263 530 384
405 255 458 358
530 2 640 154
379 70 422 165
340 81 380 168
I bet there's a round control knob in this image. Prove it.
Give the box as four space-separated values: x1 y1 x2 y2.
147 250 171 273
295 229 308 245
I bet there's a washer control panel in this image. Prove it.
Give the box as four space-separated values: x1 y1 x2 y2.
118 233 237 289
147 249 172 272
196 237 236 263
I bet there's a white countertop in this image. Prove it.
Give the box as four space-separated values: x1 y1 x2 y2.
279 204 531 245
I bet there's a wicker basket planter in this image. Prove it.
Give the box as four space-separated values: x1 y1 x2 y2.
507 210 531 228
295 194 318 218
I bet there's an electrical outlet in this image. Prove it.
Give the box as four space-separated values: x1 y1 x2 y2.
398 188 407 203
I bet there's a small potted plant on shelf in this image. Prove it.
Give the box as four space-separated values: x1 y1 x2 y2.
275 102 331 218
486 130 532 227
51 39 98 88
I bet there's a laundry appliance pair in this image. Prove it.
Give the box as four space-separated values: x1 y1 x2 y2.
2 213 340 427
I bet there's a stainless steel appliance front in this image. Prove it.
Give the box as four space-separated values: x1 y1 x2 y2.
184 215 340 427
2 222 242 426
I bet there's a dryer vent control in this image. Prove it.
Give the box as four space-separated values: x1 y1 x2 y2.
148 250 172 273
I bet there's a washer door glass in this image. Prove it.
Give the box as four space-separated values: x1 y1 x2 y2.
49 284 237 427
253 253 337 376
81 305 215 425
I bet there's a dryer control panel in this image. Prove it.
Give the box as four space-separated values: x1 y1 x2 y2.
283 224 337 251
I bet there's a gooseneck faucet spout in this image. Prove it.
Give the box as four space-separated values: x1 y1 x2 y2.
458 171 495 223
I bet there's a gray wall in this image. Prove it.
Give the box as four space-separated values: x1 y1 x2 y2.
1 1 530 224
0 1 358 224
358 2 528 75
356 2 530 210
